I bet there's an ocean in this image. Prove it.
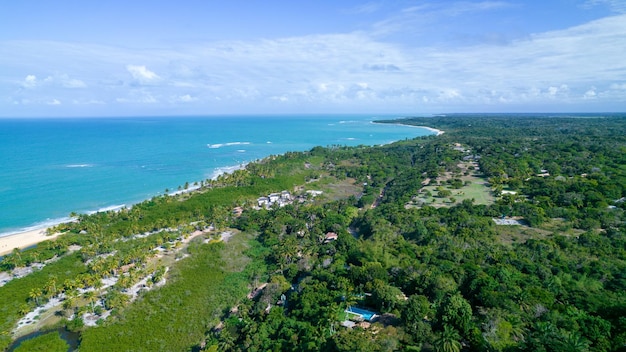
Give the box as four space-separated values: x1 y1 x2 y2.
0 115 435 236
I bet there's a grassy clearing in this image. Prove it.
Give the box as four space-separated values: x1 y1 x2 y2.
536 218 586 237
409 176 494 208
494 218 589 245
495 225 549 245
307 176 362 201
406 161 494 208
460 179 495 204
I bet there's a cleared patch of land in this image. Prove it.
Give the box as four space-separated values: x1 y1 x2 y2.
307 177 362 201
407 161 494 208
494 218 588 245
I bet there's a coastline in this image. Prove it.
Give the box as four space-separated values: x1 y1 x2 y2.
0 122 438 257
0 162 249 256
371 121 444 136
397 124 444 136
419 126 445 136
0 228 60 256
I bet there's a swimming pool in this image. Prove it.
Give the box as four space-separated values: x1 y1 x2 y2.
345 306 377 321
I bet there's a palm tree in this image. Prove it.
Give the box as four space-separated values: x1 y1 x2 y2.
63 297 75 317
18 303 31 316
63 278 77 292
1 253 18 269
29 287 43 306
433 325 462 352
11 248 23 267
84 290 97 313
218 329 236 351
45 275 58 298
560 331 590 352
104 290 129 310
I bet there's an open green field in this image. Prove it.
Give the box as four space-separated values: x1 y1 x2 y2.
408 176 494 208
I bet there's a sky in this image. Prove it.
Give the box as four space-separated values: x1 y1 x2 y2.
1 0 625 117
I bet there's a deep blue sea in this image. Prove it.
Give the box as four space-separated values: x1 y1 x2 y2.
0 115 435 235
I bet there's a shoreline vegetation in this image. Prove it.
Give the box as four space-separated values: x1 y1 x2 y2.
2 114 625 351
0 163 253 256
0 121 437 250
0 116 434 240
0 123 438 256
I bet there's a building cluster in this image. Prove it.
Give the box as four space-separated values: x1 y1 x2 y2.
255 189 324 209
257 191 293 208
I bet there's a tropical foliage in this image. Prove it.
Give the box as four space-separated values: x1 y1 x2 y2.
1 114 625 351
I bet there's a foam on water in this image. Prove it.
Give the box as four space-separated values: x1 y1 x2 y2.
0 217 73 238
87 204 127 214
207 141 251 149
66 164 95 168
209 164 247 180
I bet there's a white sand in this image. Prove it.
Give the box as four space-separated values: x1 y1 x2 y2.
371 121 444 136
418 126 445 136
0 228 61 256
397 124 444 136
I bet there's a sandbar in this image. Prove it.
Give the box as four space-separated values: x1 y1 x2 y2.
0 228 60 256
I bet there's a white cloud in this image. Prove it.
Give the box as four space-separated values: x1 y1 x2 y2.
271 95 289 102
346 2 382 14
126 65 161 84
438 89 462 100
62 78 87 88
584 0 626 13
1 8 625 114
174 94 197 103
371 1 514 38
20 73 86 89
584 87 598 99
72 99 105 105
547 85 570 98
48 99 61 105
22 75 38 88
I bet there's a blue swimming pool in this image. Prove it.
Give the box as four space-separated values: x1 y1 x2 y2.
346 307 377 321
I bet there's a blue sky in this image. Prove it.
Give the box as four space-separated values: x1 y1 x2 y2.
1 0 625 117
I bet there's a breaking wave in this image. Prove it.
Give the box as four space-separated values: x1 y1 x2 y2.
207 142 251 149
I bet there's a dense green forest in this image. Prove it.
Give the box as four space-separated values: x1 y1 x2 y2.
1 114 625 351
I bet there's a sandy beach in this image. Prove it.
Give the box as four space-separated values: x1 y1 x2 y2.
419 126 445 136
398 124 445 136
0 228 60 256
370 121 444 136
0 163 249 257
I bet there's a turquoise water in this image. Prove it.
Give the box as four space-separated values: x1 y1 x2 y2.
346 306 377 321
0 115 434 235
